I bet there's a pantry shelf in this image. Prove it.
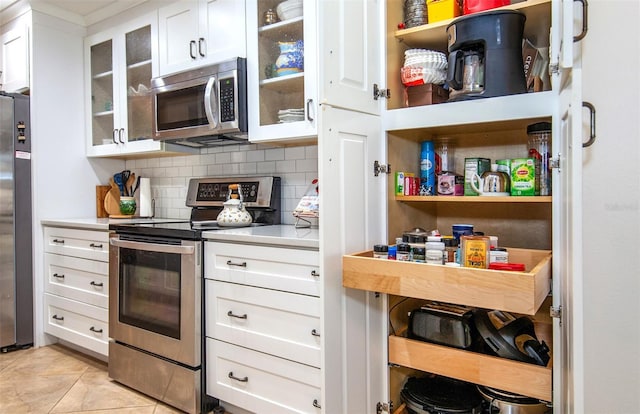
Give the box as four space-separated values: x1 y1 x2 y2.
396 195 552 203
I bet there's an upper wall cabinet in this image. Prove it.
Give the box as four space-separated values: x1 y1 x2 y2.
1 13 30 93
158 0 246 76
85 12 188 158
246 0 317 143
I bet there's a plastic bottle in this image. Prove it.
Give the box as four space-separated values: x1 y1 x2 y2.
527 122 552 196
420 141 436 195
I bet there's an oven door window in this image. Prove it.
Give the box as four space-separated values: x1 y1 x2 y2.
119 247 181 339
156 84 207 131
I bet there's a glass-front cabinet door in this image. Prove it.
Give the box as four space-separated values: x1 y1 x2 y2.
86 13 167 157
247 0 317 142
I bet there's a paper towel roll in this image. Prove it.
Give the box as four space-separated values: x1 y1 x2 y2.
139 178 153 218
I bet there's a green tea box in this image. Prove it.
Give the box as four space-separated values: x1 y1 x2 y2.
510 158 537 196
464 158 491 196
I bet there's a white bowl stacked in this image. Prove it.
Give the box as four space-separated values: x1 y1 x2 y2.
401 49 448 86
276 0 303 20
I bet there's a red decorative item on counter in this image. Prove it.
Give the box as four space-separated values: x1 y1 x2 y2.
488 262 526 271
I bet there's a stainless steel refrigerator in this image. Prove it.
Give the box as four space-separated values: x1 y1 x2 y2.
0 92 32 352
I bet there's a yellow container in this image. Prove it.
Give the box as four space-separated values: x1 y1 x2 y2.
427 0 462 23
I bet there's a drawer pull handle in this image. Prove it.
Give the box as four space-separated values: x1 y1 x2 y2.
311 329 320 337
89 243 103 248
228 372 248 382
53 273 65 279
227 311 247 319
226 260 247 268
52 239 65 244
311 270 320 277
52 314 64 321
90 281 104 287
313 399 321 409
89 326 103 333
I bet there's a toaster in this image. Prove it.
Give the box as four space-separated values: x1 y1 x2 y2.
408 302 476 349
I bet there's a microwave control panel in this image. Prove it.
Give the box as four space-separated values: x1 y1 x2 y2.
219 77 235 123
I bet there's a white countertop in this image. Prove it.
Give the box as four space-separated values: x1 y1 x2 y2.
203 225 319 249
40 217 183 231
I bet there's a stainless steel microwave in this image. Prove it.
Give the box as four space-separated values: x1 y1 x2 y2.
151 57 248 147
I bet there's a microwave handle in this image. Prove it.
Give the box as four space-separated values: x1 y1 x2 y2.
110 238 195 255
204 76 218 129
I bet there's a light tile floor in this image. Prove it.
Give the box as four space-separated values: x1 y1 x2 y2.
0 344 185 413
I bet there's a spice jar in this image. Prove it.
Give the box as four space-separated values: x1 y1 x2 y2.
412 247 426 263
396 243 411 261
373 244 389 259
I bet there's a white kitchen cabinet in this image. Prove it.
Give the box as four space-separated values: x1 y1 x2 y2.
158 0 246 76
245 0 317 142
319 0 584 413
0 12 30 92
204 240 322 411
43 226 110 357
85 12 190 158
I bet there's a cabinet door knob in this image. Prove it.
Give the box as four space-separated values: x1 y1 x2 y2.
89 326 103 333
582 101 596 148
90 281 104 287
53 273 65 279
112 129 118 144
118 128 125 143
311 270 320 277
228 372 248 382
306 99 314 122
573 0 589 42
89 243 103 249
227 311 247 319
226 260 247 268
313 399 321 409
52 314 64 321
311 329 320 337
52 239 65 244
189 40 197 59
198 37 206 57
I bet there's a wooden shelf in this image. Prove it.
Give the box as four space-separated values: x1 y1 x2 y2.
394 0 552 51
343 248 551 315
388 335 552 402
397 195 551 203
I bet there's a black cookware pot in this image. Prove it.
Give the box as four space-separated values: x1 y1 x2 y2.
477 385 552 414
401 375 484 414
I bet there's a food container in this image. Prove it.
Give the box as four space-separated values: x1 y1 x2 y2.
405 83 450 107
427 0 462 23
510 158 537 196
464 157 491 195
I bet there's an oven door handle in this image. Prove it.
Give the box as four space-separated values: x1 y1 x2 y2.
110 238 195 255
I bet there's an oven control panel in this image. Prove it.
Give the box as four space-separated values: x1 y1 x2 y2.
186 176 280 208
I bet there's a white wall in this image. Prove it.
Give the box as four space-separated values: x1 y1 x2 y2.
30 11 123 346
124 143 318 225
581 0 640 411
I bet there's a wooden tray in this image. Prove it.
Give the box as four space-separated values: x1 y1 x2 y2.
388 335 552 402
342 248 551 315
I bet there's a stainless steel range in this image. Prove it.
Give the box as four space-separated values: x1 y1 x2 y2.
108 176 280 414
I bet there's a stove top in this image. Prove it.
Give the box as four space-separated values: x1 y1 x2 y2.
110 176 281 240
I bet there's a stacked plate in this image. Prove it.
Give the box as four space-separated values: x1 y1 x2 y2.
278 108 305 123
401 49 448 86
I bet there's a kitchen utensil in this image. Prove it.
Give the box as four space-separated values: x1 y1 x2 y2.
401 376 484 414
113 173 124 196
446 10 527 101
477 385 552 414
470 163 510 196
216 184 253 227
95 185 111 218
125 172 136 197
120 170 131 196
132 175 141 195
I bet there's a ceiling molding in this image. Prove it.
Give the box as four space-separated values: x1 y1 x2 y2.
4 0 149 26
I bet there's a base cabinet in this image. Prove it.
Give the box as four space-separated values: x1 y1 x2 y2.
43 226 109 357
204 240 321 412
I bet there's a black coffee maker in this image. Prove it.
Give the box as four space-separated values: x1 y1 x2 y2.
446 10 527 101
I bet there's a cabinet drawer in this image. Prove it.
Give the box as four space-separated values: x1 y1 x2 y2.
389 335 552 402
43 293 108 356
44 227 109 262
44 253 108 308
205 242 320 296
343 248 551 315
206 339 321 414
205 280 321 368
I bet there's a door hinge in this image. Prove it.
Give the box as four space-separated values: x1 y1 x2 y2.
374 160 391 176
377 401 393 414
373 84 390 100
550 305 562 320
549 63 559 75
550 156 560 170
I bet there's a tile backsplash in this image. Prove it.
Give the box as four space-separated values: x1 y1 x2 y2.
125 143 318 225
